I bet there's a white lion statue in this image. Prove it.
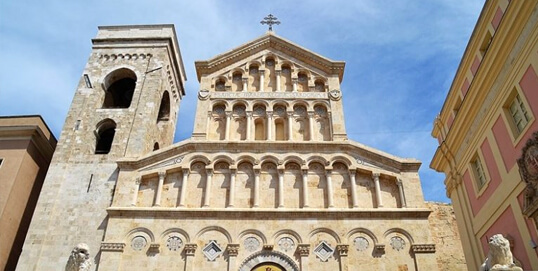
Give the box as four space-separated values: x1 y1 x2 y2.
65 243 93 271
479 234 522 271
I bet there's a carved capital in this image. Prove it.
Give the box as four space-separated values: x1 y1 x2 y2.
336 244 349 256
100 242 125 252
397 178 403 186
182 168 190 175
158 171 166 179
411 244 436 253
227 244 240 256
135 177 141 185
149 243 160 252
297 244 310 256
184 243 197 256
205 168 213 176
372 172 381 181
246 111 253 118
374 244 385 254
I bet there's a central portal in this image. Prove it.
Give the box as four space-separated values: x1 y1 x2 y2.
252 263 285 271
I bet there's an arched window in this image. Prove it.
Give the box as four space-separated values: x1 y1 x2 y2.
157 91 170 122
153 142 160 151
95 119 116 154
102 68 137 108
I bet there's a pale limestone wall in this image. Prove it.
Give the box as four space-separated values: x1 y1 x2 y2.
98 212 436 271
426 202 467 271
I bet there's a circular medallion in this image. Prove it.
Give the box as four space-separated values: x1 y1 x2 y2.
198 89 210 100
390 236 405 251
244 237 260 252
329 89 341 100
278 237 295 252
353 237 369 251
131 236 147 251
166 236 183 251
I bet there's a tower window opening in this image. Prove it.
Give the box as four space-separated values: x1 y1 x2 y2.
95 119 116 154
157 91 171 122
102 68 137 108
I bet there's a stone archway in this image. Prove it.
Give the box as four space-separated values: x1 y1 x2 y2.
238 251 299 271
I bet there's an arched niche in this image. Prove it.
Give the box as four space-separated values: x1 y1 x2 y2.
95 119 116 154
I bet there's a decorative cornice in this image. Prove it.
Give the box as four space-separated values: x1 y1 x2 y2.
107 207 432 219
411 244 436 253
100 242 126 252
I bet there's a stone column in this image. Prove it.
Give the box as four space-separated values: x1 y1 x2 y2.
246 111 252 140
397 178 407 208
154 171 166 206
206 111 212 140
275 70 281 92
278 168 285 208
308 112 315 141
203 169 213 207
302 168 309 208
267 112 273 141
328 111 334 141
225 111 232 140
227 244 240 271
131 177 141 206
184 244 197 271
287 112 293 141
253 168 260 207
297 244 310 271
292 78 298 92
349 170 358 208
326 169 334 208
259 70 265 92
242 78 248 92
373 172 383 208
337 244 349 271
179 168 189 207
228 168 236 207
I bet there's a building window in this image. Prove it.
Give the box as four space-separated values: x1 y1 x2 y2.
157 91 170 122
0 158 3 168
508 93 530 136
472 157 487 190
95 119 116 154
102 68 137 108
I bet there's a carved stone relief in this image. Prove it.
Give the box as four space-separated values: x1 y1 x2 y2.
353 237 369 252
390 236 405 251
166 236 183 251
203 240 223 261
278 237 295 252
131 236 147 251
244 236 261 252
313 241 334 261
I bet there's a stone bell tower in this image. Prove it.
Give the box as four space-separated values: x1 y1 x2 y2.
16 25 186 270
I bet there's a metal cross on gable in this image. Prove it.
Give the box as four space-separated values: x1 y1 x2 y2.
260 14 280 31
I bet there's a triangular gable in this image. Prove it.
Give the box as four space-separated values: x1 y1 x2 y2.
195 32 345 82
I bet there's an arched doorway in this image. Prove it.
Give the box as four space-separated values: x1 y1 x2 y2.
252 263 285 271
238 251 299 271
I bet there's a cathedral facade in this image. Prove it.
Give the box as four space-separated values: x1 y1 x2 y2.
16 24 462 271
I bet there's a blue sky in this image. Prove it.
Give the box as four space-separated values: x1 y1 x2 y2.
0 0 485 202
